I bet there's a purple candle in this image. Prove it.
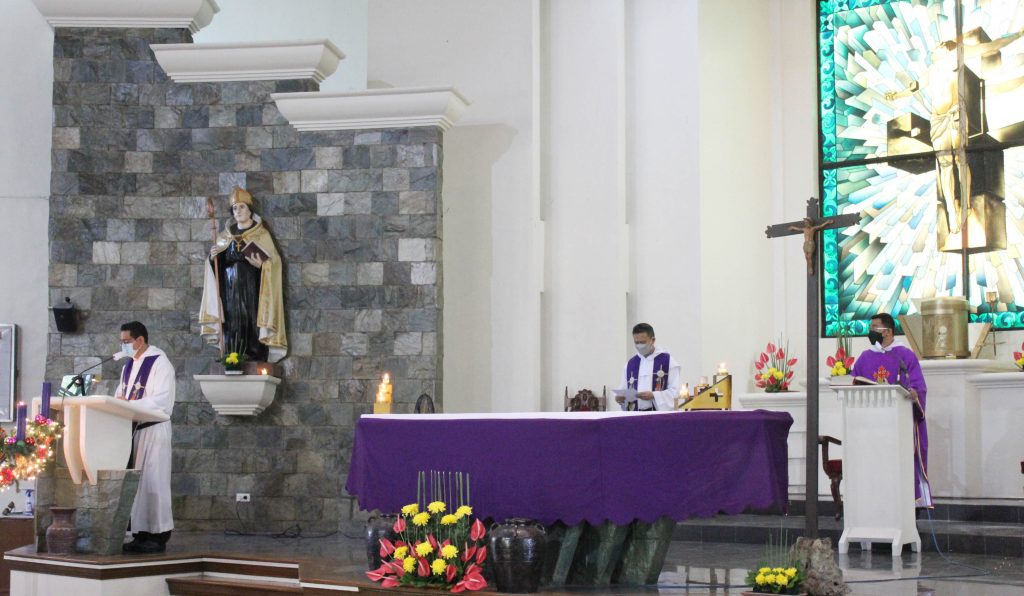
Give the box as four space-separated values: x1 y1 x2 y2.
15 402 27 442
41 382 51 419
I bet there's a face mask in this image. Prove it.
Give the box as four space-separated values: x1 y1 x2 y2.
867 331 884 346
121 341 135 357
635 343 654 356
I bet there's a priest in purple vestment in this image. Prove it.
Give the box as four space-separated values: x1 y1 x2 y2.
851 313 933 508
615 323 681 411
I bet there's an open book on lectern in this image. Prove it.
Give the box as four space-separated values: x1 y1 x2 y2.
829 376 878 386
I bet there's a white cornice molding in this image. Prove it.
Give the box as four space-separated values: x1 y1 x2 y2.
270 86 471 131
151 40 344 83
31 0 219 33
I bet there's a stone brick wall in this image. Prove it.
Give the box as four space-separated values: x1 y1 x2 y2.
46 27 442 532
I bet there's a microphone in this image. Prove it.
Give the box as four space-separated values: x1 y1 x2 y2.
60 354 122 396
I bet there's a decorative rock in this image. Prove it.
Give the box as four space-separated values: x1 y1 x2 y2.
790 537 850 596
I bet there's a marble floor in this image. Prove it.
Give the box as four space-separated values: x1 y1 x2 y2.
165 530 1024 595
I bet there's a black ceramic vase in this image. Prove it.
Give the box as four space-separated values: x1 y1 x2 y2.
365 513 399 570
489 518 547 593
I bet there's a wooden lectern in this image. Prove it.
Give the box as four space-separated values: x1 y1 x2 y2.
34 395 169 485
831 384 921 556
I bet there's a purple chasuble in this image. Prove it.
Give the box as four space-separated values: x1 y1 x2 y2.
626 352 672 411
851 345 932 507
120 355 160 401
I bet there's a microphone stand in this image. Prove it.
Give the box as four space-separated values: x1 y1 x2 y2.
59 355 119 397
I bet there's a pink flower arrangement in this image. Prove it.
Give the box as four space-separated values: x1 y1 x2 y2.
754 340 797 393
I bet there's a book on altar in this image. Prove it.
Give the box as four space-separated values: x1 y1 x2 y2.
241 241 269 262
830 375 877 386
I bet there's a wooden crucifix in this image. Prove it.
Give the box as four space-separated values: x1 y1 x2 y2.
765 197 861 538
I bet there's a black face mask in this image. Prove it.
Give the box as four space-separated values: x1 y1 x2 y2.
868 330 884 346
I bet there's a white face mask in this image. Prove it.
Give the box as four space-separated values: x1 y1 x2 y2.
635 343 654 356
121 341 136 357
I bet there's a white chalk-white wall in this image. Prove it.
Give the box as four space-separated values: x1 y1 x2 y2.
195 0 368 92
0 0 54 428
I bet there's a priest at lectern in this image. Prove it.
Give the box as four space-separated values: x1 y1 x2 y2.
115 321 176 553
851 313 933 508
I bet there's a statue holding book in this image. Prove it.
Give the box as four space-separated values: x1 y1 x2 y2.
199 186 287 363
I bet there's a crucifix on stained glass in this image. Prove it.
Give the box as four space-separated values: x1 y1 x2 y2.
818 0 1024 336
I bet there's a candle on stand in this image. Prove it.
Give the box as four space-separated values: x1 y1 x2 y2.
260 367 268 376
374 373 393 413
680 383 689 398
717 362 728 375
15 402 27 442
41 382 52 419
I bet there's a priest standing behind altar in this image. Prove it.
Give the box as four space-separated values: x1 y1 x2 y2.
614 323 681 411
850 313 933 508
115 321 176 553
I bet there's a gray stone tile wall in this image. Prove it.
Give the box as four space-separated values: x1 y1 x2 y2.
46 27 443 532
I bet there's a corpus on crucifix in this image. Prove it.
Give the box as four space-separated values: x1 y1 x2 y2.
765 198 861 537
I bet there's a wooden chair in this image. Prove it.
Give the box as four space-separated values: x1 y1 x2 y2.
564 387 606 412
819 435 843 520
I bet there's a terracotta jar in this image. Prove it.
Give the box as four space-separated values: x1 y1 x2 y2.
45 507 77 555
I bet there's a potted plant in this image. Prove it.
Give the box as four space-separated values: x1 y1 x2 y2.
754 339 797 393
219 338 248 375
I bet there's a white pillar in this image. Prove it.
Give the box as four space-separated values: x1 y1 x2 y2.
541 0 628 410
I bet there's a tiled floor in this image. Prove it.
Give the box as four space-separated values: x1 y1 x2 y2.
164 531 1024 595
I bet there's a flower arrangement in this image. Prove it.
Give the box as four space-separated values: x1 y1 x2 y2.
0 415 62 490
826 347 854 377
744 531 805 594
1014 341 1024 371
367 471 488 592
754 339 797 393
220 338 248 371
745 565 805 594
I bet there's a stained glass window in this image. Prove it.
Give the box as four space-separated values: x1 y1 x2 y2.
819 0 1024 335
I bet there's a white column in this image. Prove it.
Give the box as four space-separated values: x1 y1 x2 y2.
541 1 628 410
626 0 701 383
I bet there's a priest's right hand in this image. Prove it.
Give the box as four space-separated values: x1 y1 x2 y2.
615 395 625 404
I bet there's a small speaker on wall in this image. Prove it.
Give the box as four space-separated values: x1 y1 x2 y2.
52 297 78 333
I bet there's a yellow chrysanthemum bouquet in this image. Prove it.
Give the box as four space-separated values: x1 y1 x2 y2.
219 337 248 372
367 471 488 592
744 532 805 594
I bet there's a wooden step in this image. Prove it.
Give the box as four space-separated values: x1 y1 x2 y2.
167 576 301 596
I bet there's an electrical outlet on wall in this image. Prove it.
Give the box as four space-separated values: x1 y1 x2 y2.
236 493 251 503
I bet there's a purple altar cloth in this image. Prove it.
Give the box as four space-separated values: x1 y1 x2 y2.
346 411 792 526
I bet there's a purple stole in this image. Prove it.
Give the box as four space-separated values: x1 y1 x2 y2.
626 352 671 411
121 355 160 401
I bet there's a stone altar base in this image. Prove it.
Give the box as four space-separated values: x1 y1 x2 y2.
35 466 141 555
542 517 676 587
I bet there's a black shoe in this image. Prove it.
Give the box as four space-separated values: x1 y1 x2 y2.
123 538 165 554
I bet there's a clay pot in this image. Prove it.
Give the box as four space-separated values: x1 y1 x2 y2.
489 518 546 593
45 507 78 555
365 513 399 570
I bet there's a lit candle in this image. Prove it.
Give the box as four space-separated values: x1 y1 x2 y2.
260 367 268 376
717 362 728 375
376 373 393 403
680 383 689 398
41 382 51 419
15 402 27 442
699 376 708 386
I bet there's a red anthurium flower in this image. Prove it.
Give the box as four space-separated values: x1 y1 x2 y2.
441 538 451 548
826 355 837 367
388 560 405 576
759 352 769 364
428 534 440 552
475 546 487 564
786 370 794 379
366 565 389 582
470 519 486 541
393 517 406 533
417 558 430 577
462 543 476 562
836 347 846 360
395 539 407 548
843 356 854 368
754 360 765 370
452 582 468 593
465 563 481 577
1015 351 1022 360
767 343 776 353
382 576 401 588
787 358 797 366
463 572 487 591
446 563 457 582
776 348 785 358
379 537 395 557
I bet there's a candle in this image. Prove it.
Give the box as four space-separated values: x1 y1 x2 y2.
680 383 689 398
260 367 268 376
699 376 708 386
15 402 27 442
376 373 393 403
717 362 728 375
41 382 51 419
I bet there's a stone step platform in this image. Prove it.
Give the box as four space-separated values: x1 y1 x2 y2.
168 576 301 596
675 498 1024 557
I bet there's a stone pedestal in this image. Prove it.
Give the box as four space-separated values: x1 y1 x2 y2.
542 518 676 587
36 465 140 555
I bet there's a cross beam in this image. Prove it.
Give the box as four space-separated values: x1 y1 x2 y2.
765 198 861 538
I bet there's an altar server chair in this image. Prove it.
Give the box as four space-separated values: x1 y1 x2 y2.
819 435 843 519
564 387 606 411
